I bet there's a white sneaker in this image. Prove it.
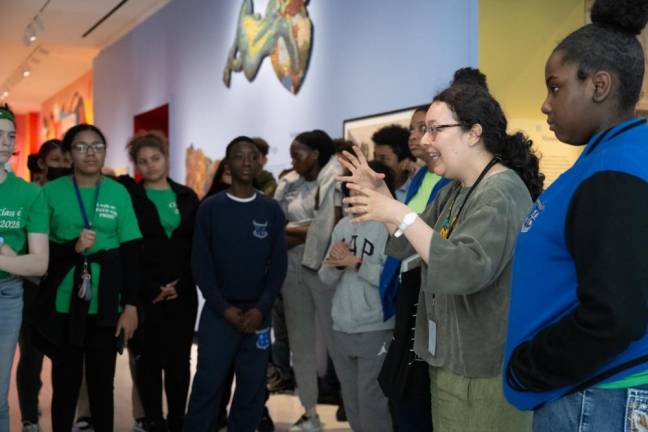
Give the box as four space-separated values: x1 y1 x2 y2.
289 414 322 432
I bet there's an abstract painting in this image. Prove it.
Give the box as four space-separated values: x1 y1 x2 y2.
223 0 313 94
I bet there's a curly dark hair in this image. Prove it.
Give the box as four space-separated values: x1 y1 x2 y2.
126 130 168 162
434 84 545 201
371 125 414 161
555 0 648 110
452 67 488 90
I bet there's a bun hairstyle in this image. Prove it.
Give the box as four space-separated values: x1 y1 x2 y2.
434 84 545 201
555 0 648 110
451 67 488 90
294 129 335 167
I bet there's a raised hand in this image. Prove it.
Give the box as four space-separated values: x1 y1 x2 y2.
337 145 386 191
343 183 409 225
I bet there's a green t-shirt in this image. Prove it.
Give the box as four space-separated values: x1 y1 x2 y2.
145 188 180 238
44 176 142 314
0 172 49 279
597 369 648 389
407 171 441 214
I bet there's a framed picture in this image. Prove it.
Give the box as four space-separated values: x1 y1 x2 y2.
343 106 418 159
585 0 648 111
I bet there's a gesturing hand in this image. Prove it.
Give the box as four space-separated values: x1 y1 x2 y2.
343 183 410 225
337 146 386 191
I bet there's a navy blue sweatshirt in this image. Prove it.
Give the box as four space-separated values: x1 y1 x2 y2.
505 118 648 410
192 191 287 319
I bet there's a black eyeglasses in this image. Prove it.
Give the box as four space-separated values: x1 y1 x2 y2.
72 142 106 154
424 123 464 137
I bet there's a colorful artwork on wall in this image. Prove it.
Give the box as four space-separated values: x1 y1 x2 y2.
185 144 220 199
223 0 313 94
41 71 93 140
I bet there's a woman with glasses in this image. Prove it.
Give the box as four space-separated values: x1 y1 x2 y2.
33 124 142 432
0 104 49 432
339 79 543 430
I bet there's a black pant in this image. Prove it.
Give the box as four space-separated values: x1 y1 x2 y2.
51 318 117 432
134 306 194 432
17 280 44 424
271 295 291 374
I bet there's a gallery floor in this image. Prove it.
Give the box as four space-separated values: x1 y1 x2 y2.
7 345 351 432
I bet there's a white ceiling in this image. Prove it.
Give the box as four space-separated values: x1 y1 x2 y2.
0 0 171 113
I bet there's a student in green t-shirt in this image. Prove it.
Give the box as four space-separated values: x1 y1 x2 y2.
118 131 199 432
0 104 49 432
33 124 142 432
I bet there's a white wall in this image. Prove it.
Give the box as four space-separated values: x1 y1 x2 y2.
94 0 479 179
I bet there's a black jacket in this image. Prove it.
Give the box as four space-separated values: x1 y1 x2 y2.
119 176 199 322
33 239 141 356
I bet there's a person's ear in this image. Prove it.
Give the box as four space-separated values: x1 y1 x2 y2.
37 158 46 170
468 123 483 147
311 149 319 163
591 70 612 103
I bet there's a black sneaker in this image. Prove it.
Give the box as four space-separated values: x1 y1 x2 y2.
216 414 228 431
257 406 275 432
72 417 95 432
336 403 347 422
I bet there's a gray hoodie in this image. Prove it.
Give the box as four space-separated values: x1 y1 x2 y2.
319 216 395 334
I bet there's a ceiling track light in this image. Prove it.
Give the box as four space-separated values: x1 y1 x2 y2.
0 44 49 102
22 0 51 47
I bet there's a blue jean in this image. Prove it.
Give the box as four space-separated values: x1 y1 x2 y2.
184 305 270 432
0 278 23 432
534 384 648 431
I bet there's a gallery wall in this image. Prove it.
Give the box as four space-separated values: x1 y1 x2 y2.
93 0 479 180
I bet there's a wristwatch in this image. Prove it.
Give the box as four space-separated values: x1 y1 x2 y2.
394 212 417 238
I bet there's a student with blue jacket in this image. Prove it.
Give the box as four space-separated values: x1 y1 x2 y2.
504 0 648 430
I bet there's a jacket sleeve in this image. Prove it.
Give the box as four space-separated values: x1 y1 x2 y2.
507 172 648 391
177 190 200 299
119 238 142 307
422 189 519 296
318 222 345 287
255 205 288 319
192 202 230 316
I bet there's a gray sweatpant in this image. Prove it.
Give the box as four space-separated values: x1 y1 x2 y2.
330 330 393 432
282 247 335 411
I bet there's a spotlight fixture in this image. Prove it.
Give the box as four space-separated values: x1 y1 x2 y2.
22 0 50 47
0 44 48 101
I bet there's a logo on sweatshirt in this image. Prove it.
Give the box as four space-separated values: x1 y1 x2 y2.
521 198 545 233
252 220 268 239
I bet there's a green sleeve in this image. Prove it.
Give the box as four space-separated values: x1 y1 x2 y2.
118 191 142 243
26 188 49 234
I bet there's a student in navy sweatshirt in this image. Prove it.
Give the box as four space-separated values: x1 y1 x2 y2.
184 136 287 432
504 0 648 430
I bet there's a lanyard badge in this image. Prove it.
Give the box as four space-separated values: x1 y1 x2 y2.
72 176 101 302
